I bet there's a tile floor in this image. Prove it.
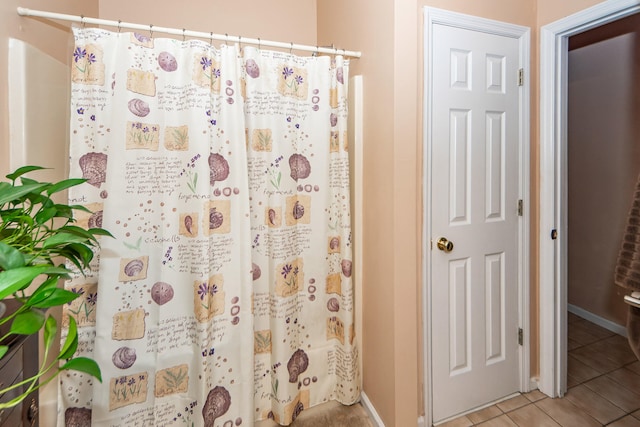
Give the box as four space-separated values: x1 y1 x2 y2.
440 312 640 427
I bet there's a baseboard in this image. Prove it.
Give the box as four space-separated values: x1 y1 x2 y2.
417 415 426 427
360 392 386 427
568 304 627 337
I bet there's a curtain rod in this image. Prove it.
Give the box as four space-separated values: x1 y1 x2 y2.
17 7 362 59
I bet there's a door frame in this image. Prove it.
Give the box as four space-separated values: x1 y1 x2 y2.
422 7 531 425
538 0 640 399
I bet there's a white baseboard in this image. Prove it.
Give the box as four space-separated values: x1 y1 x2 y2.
568 304 627 337
417 415 426 427
361 392 386 427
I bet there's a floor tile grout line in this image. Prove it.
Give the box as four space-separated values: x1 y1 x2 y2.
532 397 604 427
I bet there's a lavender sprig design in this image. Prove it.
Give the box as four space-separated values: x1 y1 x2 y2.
179 154 201 194
282 66 304 92
200 56 220 82
73 47 96 75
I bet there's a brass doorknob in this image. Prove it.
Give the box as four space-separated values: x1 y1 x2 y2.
437 237 454 252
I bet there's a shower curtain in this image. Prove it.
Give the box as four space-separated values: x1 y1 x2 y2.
60 27 359 427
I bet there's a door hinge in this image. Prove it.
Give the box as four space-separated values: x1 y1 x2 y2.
518 68 524 86
551 229 558 240
518 328 523 346
517 199 523 216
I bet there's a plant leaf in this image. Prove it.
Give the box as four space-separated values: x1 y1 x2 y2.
42 232 90 249
31 288 79 309
51 204 73 219
59 225 99 242
0 183 49 205
46 178 87 196
26 276 73 308
10 309 45 335
88 228 113 238
0 241 26 270
43 315 57 351
0 265 52 299
59 357 102 382
5 165 47 181
0 346 7 359
59 316 78 360
34 206 58 226
66 243 95 267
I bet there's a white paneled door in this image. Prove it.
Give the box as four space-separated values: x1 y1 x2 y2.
430 22 522 422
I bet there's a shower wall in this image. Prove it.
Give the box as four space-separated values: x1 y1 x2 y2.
0 0 98 177
568 14 640 327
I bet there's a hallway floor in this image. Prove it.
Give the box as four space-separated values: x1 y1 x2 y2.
441 312 640 427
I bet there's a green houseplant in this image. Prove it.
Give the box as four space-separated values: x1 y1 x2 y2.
0 165 110 409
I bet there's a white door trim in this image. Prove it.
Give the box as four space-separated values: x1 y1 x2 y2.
538 0 640 398
422 7 530 425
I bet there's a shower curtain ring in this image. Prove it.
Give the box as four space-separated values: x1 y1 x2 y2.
258 38 261 51
290 42 293 54
117 20 122 33
80 15 85 28
239 35 242 49
182 28 186 42
225 33 229 44
210 32 214 45
149 24 154 38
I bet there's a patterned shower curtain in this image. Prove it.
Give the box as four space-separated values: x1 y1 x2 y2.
60 27 358 426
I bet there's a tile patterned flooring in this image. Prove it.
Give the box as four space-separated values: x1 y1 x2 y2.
441 312 640 427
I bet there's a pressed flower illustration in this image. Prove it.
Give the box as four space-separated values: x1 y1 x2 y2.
164 125 190 151
281 264 300 291
126 121 160 150
253 129 273 152
179 154 201 194
282 66 304 92
110 373 148 408
194 55 221 91
72 44 105 84
275 258 304 297
278 65 308 99
193 275 225 322
196 282 218 310
264 155 284 189
65 285 98 326
73 47 96 75
173 400 198 426
200 56 221 82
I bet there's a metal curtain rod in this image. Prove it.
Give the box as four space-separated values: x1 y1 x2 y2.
16 7 362 58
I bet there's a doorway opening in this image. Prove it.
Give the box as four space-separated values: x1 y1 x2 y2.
539 0 640 398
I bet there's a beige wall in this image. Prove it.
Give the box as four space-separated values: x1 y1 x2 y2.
0 0 98 178
537 0 605 26
99 0 317 47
